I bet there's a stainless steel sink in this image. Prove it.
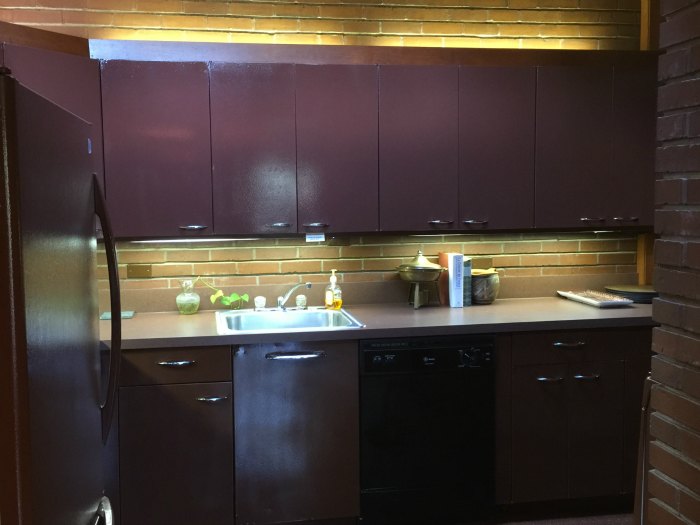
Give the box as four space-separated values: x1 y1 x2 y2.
215 307 365 335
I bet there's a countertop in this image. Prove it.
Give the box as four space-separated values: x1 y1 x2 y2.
101 297 655 350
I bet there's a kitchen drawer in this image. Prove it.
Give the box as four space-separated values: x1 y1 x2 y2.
511 329 628 366
120 346 231 386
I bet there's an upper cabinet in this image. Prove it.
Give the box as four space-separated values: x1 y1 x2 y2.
101 61 212 238
534 59 656 229
609 63 656 227
459 67 536 230
210 63 297 235
379 65 459 232
296 65 379 234
534 65 614 229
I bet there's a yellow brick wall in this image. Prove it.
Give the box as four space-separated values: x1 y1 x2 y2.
101 232 641 312
0 0 641 50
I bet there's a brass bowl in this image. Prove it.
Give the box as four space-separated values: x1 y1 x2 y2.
397 250 445 282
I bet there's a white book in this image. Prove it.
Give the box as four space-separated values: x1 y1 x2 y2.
447 253 464 308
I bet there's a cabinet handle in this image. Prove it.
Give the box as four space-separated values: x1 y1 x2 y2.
302 222 329 228
428 220 454 226
536 376 564 383
574 374 600 382
196 396 229 404
157 360 197 368
612 216 639 223
265 351 327 360
552 341 586 349
579 217 605 223
178 225 208 231
462 219 488 226
270 222 291 228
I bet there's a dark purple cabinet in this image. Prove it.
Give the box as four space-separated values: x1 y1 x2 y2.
101 61 212 238
118 346 233 525
2 44 104 191
379 65 458 232
535 65 614 229
510 328 651 503
610 62 657 227
210 63 297 235
296 65 378 233
459 67 535 230
234 341 360 524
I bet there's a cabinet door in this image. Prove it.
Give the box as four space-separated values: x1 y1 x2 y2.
610 62 657 227
534 66 614 229
233 341 359 524
511 364 569 503
568 360 625 498
119 382 233 525
297 65 378 233
459 66 535 230
210 63 297 235
379 65 459 232
101 61 212 238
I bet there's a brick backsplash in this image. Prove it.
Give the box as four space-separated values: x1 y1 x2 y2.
98 231 640 312
0 0 641 50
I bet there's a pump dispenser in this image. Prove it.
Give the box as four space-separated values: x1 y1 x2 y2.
324 269 342 310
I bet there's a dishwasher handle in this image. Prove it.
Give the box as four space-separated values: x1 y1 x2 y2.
265 351 327 360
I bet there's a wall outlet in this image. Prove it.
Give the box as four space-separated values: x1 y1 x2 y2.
126 264 152 278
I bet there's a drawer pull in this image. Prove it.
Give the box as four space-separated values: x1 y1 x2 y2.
579 217 605 223
428 219 454 226
265 351 326 360
612 216 639 223
196 396 229 404
574 374 600 382
537 376 564 383
178 225 208 231
302 222 329 228
157 360 197 368
462 219 488 226
270 222 291 228
552 341 586 349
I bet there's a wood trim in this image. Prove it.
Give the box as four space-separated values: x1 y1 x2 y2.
90 38 659 65
0 21 88 57
637 233 655 286
640 0 660 51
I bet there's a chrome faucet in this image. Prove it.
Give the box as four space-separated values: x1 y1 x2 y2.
277 282 312 310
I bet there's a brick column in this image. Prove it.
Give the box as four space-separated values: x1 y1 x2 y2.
648 1 700 524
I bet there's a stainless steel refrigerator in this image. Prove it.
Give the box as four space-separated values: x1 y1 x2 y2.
0 71 121 524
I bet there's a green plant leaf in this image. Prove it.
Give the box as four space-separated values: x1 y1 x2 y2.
210 289 223 304
241 293 250 302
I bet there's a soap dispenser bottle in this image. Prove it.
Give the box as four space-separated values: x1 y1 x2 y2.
324 269 342 310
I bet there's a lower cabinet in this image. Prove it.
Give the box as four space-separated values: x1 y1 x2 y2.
509 328 651 503
118 347 233 525
233 340 360 525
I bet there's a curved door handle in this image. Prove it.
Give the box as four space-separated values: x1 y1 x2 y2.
579 217 605 223
157 360 197 368
536 376 564 383
612 217 639 223
178 224 208 231
574 374 600 381
462 219 488 226
196 396 229 404
95 174 121 444
270 222 292 228
265 351 327 360
428 219 454 226
552 341 586 349
302 222 329 228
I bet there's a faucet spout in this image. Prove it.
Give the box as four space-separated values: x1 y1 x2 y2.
277 282 312 309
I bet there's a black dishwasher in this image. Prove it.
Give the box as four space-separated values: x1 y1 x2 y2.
359 335 495 525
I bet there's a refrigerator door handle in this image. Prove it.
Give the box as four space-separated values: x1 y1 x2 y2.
94 174 122 444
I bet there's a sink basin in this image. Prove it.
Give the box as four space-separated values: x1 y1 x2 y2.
215 307 365 335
